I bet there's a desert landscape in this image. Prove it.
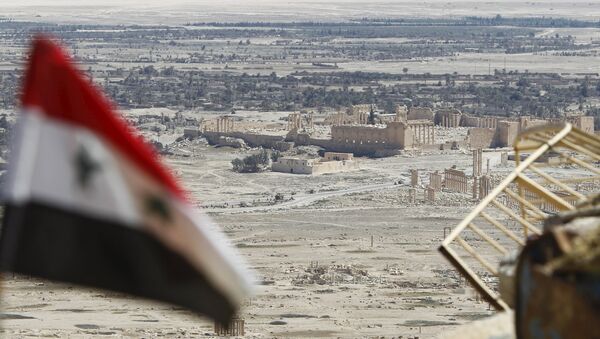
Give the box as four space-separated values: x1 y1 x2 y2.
0 141 504 338
0 1 598 338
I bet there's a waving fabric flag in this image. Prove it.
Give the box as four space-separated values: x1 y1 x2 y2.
0 37 253 324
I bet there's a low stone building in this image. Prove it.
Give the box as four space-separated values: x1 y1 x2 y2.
272 152 358 175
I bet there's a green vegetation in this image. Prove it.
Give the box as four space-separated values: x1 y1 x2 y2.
231 149 271 173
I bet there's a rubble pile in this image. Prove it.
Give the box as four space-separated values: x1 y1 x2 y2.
163 138 208 157
290 263 379 286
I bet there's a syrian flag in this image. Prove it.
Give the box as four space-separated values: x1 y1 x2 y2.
0 37 253 324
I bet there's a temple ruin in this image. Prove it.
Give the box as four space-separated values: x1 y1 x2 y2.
444 168 469 194
407 107 434 121
184 104 595 159
329 121 414 152
436 108 462 128
216 115 235 133
287 112 302 131
408 120 435 145
429 171 442 191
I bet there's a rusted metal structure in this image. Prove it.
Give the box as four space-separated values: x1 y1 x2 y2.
515 206 600 339
439 123 600 310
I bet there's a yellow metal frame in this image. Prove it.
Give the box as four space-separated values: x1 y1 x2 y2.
439 123 600 310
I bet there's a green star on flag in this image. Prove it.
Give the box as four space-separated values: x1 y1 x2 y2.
75 145 100 188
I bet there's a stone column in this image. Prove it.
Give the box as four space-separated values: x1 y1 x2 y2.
427 125 431 144
408 188 416 203
473 149 482 177
410 169 419 187
429 125 432 144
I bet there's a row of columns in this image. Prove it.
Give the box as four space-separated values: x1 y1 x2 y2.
478 117 497 128
412 167 491 198
407 186 436 203
429 171 442 191
287 113 302 131
216 116 234 133
288 112 315 130
444 169 469 193
411 124 435 145
356 112 368 124
441 113 461 128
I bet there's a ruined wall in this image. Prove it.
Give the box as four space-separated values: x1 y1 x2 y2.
299 136 401 157
518 116 547 131
494 121 520 147
349 104 371 115
287 112 302 130
462 115 498 129
331 122 412 149
216 136 248 148
324 110 365 126
395 104 408 122
204 131 292 150
444 168 469 193
207 121 414 158
407 107 434 121
435 108 462 127
324 152 354 161
468 128 496 149
570 116 595 134
184 128 201 138
408 120 435 145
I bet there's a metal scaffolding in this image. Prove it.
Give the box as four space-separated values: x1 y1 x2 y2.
439 123 600 310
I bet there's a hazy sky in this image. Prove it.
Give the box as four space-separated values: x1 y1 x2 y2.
2 0 597 24
2 0 588 5
2 0 184 5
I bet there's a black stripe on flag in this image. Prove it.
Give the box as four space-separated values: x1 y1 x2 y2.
0 202 236 323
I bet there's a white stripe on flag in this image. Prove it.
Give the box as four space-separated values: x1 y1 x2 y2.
4 109 255 307
3 111 141 226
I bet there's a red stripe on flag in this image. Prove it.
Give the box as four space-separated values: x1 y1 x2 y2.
20 36 186 200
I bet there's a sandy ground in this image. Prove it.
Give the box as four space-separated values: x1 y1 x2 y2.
0 139 518 338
